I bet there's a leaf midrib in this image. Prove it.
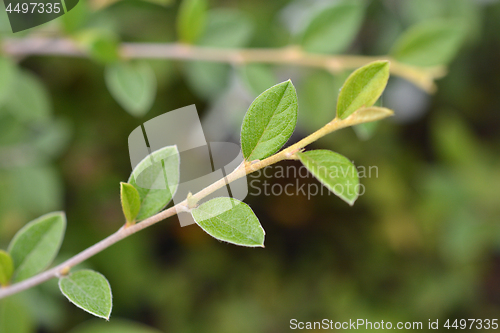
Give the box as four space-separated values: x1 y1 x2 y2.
14 221 61 280
300 153 354 184
63 276 108 315
196 205 261 244
245 83 291 160
339 66 384 117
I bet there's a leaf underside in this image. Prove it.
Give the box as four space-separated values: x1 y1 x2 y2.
8 212 66 282
298 150 360 205
192 197 265 247
59 269 113 320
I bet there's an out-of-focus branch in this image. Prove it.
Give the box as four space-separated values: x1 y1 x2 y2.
2 37 446 93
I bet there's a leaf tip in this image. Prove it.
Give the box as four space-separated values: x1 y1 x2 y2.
279 79 294 91
59 270 113 320
377 59 390 66
372 60 391 75
53 210 67 219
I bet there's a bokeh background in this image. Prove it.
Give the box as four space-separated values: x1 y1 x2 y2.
1 0 500 332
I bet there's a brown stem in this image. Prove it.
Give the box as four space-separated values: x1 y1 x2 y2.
2 38 445 93
0 108 391 299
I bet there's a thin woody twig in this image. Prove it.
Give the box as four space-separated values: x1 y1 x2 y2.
0 108 390 299
1 37 445 93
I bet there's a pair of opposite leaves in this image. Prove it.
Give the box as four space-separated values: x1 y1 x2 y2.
121 60 392 248
0 60 392 321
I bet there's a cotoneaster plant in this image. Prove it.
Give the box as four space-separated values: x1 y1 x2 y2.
0 61 393 320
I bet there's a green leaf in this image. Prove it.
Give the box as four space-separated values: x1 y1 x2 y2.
90 37 119 64
391 20 465 67
69 319 162 333
240 64 276 97
300 1 364 54
347 106 394 125
191 197 265 247
431 110 479 165
32 118 72 159
5 70 51 123
401 0 480 43
120 182 141 224
105 61 157 117
184 9 253 99
336 61 390 120
59 269 113 320
10 165 63 216
177 0 208 43
0 250 13 286
0 57 16 108
184 62 229 99
241 80 298 161
297 150 359 205
8 212 66 282
77 30 119 64
61 0 89 33
128 146 180 221
198 9 254 48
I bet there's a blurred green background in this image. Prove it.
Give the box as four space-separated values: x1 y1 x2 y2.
1 0 500 332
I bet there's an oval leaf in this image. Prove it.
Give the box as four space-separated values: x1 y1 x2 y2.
336 61 390 120
240 64 277 97
300 1 364 54
241 80 298 161
6 70 52 123
184 61 230 99
0 250 14 286
199 9 254 48
8 212 66 282
184 9 253 99
77 30 119 64
59 269 113 320
177 0 208 43
120 182 141 224
105 61 157 117
348 106 394 125
191 197 265 247
297 150 359 205
391 20 465 67
128 146 180 221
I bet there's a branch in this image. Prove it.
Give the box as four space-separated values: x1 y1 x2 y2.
0 109 380 299
1 37 445 93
